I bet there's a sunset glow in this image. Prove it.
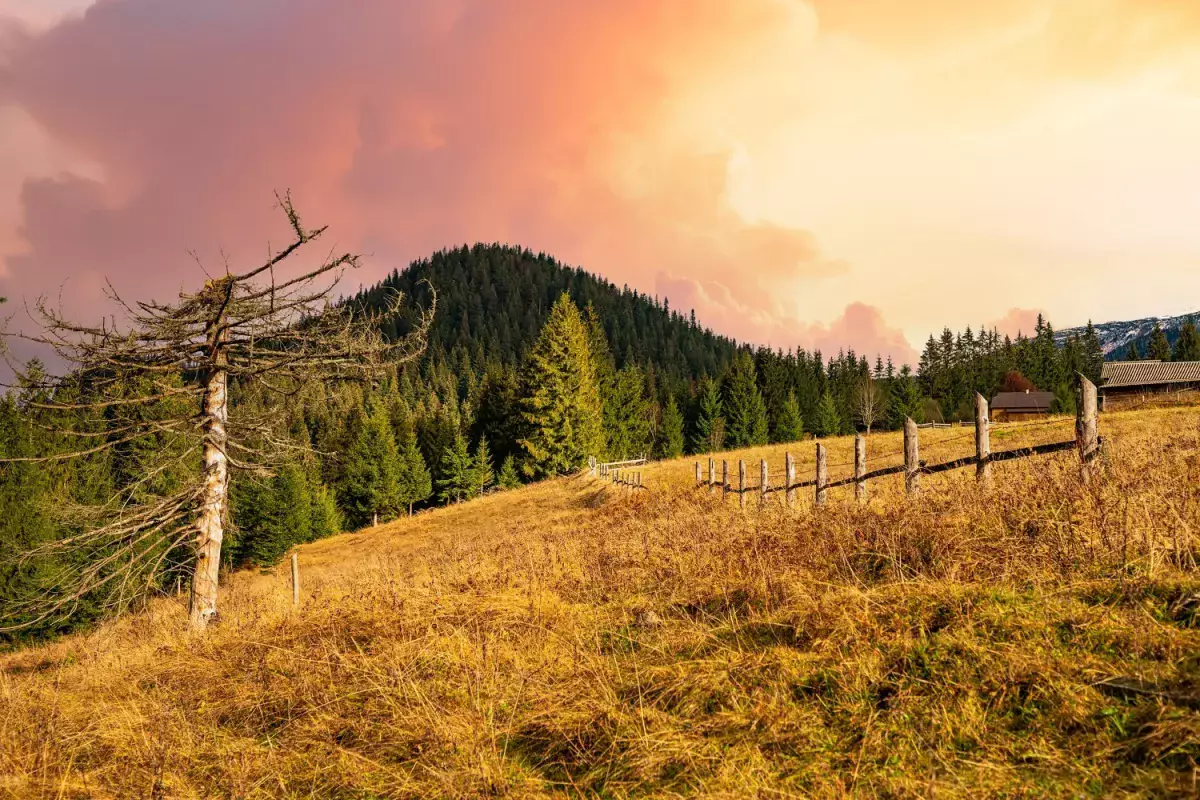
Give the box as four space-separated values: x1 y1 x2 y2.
2 0 1199 362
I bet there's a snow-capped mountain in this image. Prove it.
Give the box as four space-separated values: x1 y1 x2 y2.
1056 312 1200 358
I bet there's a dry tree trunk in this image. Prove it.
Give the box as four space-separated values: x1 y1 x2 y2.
189 347 229 630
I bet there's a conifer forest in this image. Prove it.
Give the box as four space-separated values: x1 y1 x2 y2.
0 244 1108 643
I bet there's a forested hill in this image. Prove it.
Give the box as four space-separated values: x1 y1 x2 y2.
351 244 738 386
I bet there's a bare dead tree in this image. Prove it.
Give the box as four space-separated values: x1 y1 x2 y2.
856 376 883 435
0 194 435 631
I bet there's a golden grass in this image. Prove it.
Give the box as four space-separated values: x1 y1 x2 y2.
2 409 1199 798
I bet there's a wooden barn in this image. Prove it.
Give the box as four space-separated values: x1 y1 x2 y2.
1100 360 1200 410
990 390 1055 421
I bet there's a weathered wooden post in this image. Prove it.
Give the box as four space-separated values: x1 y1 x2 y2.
695 461 701 487
815 443 828 507
785 452 796 508
904 417 920 496
854 434 867 505
738 460 747 510
1077 373 1099 481
722 460 729 500
290 552 300 608
975 392 991 485
708 459 715 494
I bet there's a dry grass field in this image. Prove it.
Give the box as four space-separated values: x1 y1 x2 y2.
2 408 1199 798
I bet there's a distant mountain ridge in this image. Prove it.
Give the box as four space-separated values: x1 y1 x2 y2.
1057 311 1200 359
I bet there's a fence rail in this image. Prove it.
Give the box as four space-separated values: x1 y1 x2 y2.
590 456 650 493
694 374 1101 507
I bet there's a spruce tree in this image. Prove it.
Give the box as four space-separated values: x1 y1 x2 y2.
1124 341 1141 361
310 481 342 540
605 364 653 459
472 437 495 496
690 377 725 454
1172 317 1200 361
657 395 685 459
496 455 522 489
887 366 925 427
339 403 404 529
1080 321 1105 383
516 293 605 478
775 392 805 443
396 420 433 515
723 353 769 448
1147 322 1172 361
437 430 477 504
812 390 842 438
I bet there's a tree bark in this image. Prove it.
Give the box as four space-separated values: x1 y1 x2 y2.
189 357 228 631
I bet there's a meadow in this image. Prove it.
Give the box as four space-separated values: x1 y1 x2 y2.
2 408 1198 798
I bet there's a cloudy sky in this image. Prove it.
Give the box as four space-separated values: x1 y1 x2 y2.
2 0 1199 364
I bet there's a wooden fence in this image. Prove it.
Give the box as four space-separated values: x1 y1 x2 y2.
591 457 650 493
694 374 1101 508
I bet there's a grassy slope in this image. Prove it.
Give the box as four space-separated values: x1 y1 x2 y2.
2 410 1199 798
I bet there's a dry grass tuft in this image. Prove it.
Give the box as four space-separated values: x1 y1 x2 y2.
2 408 1199 797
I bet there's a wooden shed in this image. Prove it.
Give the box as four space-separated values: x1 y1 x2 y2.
990 390 1054 421
1100 360 1200 410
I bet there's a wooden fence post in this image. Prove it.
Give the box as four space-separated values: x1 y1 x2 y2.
291 552 300 608
785 452 796 508
815 443 828 507
904 417 920 496
1077 373 1099 481
760 459 769 505
708 459 715 494
722 460 729 500
738 460 747 510
854 434 867 505
975 392 991 485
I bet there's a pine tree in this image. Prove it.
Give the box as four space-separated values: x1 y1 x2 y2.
233 464 313 566
516 294 605 479
690 376 725 454
657 395 685 459
396 420 433 515
774 392 805 443
1080 321 1105 383
1148 322 1172 361
437 430 476 504
605 364 653 459
472 437 495 496
496 455 521 489
723 353 769 448
812 390 842 438
1124 340 1141 361
310 481 342 540
339 403 404 529
1172 317 1200 362
887 366 925 427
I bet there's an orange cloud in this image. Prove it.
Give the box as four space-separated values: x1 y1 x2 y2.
988 307 1046 339
0 0 871 354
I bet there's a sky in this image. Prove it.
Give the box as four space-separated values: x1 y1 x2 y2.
1 0 1199 366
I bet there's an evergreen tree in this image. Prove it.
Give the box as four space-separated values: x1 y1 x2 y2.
723 353 769 447
774 392 805 443
310 481 342 540
1080 321 1105 383
516 293 605 478
657 395 685 459
496 455 521 490
690 376 725 454
233 464 313 566
437 431 477 504
812 390 842 438
396 420 433 515
1148 322 1172 361
604 364 653 459
887 366 925 427
1124 340 1141 361
472 437 495 496
1172 317 1200 361
339 403 403 528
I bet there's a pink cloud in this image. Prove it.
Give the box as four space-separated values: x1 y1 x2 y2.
987 307 1045 339
0 0 910 361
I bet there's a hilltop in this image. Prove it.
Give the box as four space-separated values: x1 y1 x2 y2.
3 406 1198 797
